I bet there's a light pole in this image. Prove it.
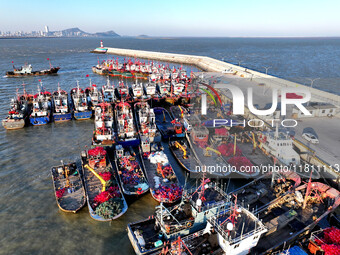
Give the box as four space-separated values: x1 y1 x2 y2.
264 66 271 75
307 78 320 88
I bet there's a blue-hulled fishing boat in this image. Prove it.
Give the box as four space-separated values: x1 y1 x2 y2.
52 84 72 122
70 82 92 120
29 83 52 126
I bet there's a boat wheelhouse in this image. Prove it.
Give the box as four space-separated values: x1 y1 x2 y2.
258 128 300 166
144 82 157 97
158 81 171 97
169 200 267 255
131 82 145 100
116 81 130 102
85 84 102 110
127 176 231 255
172 82 185 95
102 77 116 104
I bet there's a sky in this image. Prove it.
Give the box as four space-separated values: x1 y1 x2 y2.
0 0 339 37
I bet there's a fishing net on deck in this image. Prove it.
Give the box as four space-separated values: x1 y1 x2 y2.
88 146 107 157
227 156 254 172
214 127 228 136
314 227 340 255
217 143 242 157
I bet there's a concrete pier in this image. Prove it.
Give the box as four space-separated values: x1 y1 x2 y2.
94 47 340 107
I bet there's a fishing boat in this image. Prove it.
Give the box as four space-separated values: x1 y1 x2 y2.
115 102 140 147
114 145 149 196
102 77 116 104
169 139 201 173
6 62 60 77
52 85 72 122
153 107 184 139
186 125 230 177
29 84 52 126
51 161 86 213
81 147 128 221
116 81 131 102
85 84 102 110
139 141 182 204
134 101 160 143
168 198 267 255
130 82 146 101
92 103 115 147
70 82 92 120
2 89 30 130
127 176 231 255
252 179 340 254
92 63 109 75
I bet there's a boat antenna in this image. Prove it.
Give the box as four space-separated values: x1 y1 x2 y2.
219 194 239 236
302 170 314 209
47 58 52 69
76 80 80 97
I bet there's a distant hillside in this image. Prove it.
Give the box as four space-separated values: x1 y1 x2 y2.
51 27 120 37
95 30 120 37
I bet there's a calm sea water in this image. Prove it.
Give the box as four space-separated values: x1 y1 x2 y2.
0 37 339 255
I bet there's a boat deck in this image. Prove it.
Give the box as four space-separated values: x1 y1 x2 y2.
190 187 226 208
187 133 229 178
51 164 86 212
169 139 200 172
138 148 181 203
179 232 223 255
232 178 296 212
253 193 331 253
154 108 175 138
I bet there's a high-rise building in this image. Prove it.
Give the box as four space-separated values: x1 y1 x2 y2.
44 25 49 33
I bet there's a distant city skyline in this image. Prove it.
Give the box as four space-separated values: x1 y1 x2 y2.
1 0 339 37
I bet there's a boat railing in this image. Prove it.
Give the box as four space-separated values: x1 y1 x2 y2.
208 207 267 246
186 183 229 212
181 229 205 242
310 229 325 244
